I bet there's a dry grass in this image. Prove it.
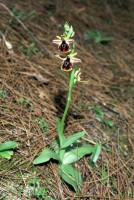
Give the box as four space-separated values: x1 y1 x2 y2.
0 0 133 199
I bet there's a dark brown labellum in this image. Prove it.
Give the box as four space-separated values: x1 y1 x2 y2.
61 57 72 71
58 40 70 53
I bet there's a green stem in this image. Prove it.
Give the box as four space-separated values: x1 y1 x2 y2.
60 71 74 139
58 69 76 160
61 87 72 129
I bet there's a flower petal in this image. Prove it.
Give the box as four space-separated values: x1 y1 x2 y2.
56 36 61 39
66 39 74 44
55 55 66 61
52 39 62 45
71 57 81 63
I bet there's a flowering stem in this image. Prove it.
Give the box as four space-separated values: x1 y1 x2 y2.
60 70 75 139
61 85 72 132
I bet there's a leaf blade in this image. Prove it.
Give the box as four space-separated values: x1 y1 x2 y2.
90 143 101 167
61 131 86 149
33 148 61 165
0 141 19 151
103 118 113 127
0 150 13 159
59 164 82 192
63 143 93 165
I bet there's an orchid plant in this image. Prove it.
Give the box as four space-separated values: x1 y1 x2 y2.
33 23 101 192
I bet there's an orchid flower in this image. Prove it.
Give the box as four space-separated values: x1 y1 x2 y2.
52 36 74 53
55 54 81 71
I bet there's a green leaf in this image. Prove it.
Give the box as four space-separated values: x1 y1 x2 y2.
11 6 17 15
61 131 86 149
51 137 60 154
34 187 45 198
91 105 104 116
59 164 82 192
0 89 6 99
18 97 24 104
30 42 35 48
0 141 19 151
0 150 13 159
84 30 111 44
34 118 39 122
96 113 103 121
95 36 112 43
29 176 39 186
103 118 113 127
33 148 61 165
90 143 101 167
26 98 31 104
91 105 114 127
63 143 93 164
98 167 109 184
111 178 118 191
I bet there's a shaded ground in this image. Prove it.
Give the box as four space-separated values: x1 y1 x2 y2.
0 0 134 199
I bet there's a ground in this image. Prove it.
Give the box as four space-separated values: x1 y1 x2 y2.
0 0 134 199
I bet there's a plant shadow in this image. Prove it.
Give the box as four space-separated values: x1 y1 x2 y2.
54 90 84 121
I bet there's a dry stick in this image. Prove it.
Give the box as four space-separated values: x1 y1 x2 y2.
0 3 53 57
